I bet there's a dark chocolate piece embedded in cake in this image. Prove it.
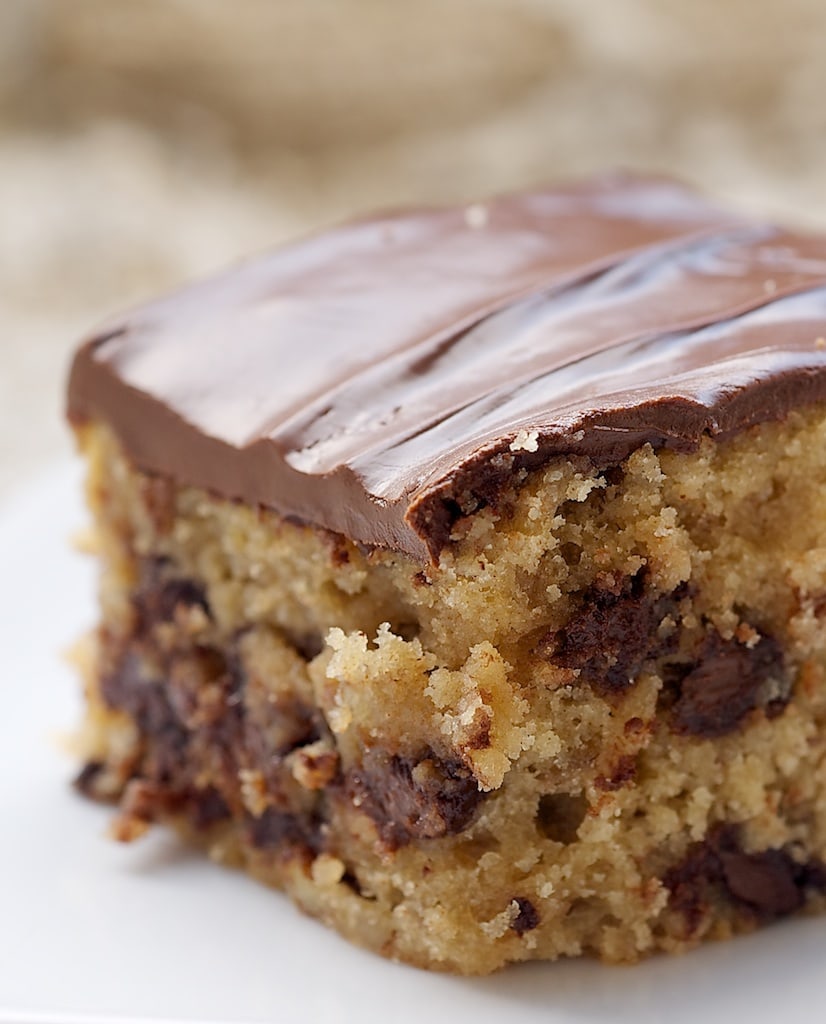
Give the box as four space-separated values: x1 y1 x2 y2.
67 174 826 973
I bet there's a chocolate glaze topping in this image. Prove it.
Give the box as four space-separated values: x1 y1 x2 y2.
68 174 826 562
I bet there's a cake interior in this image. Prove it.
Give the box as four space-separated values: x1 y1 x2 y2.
73 408 826 974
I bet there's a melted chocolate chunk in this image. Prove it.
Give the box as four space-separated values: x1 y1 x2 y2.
542 572 681 693
99 627 327 849
101 650 191 783
666 632 789 737
717 847 804 916
134 559 211 631
136 557 206 610
165 648 234 731
92 558 343 849
244 697 320 763
351 749 483 847
664 825 825 933
246 807 318 853
115 778 229 833
68 175 826 563
512 897 540 935
189 786 232 830
240 645 328 798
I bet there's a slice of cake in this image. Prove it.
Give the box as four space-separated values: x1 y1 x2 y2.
67 174 826 974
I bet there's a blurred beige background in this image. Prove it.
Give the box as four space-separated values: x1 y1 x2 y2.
4 0 826 500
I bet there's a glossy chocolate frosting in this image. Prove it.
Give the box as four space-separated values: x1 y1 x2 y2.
68 174 826 562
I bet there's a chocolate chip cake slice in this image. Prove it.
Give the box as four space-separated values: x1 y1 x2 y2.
67 174 826 974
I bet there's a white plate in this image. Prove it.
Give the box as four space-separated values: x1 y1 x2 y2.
2 462 826 1024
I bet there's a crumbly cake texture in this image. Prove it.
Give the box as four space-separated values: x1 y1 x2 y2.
68 176 826 974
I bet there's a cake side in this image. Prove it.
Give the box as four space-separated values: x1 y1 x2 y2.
73 408 826 974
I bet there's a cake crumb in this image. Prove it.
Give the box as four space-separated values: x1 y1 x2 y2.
290 740 339 789
109 813 150 843
480 901 521 938
312 853 346 887
510 429 539 453
239 768 269 817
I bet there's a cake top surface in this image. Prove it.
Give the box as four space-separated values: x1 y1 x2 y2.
68 173 826 562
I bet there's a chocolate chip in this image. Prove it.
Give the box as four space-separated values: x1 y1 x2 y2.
798 860 826 890
119 781 231 832
101 650 191 782
718 847 803 916
665 838 719 936
512 897 540 935
189 787 231 830
540 571 681 694
247 807 317 853
351 748 483 847
134 559 211 633
242 658 325 793
666 632 789 738
92 596 336 855
167 647 236 730
143 695 191 782
663 825 825 932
